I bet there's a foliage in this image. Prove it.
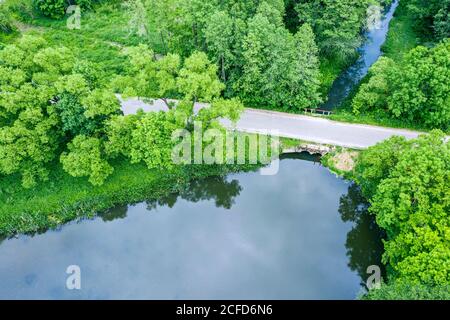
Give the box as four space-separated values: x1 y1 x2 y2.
237 6 321 110
60 135 113 186
295 0 372 62
204 10 234 83
0 36 121 187
363 282 450 300
352 41 450 131
406 0 450 41
110 44 158 99
0 8 17 34
129 111 178 169
33 0 66 19
123 0 149 39
33 0 99 19
144 0 323 109
104 112 142 158
0 36 62 187
354 131 450 288
177 51 225 103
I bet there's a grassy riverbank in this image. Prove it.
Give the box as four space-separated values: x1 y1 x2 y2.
0 160 256 237
380 2 421 62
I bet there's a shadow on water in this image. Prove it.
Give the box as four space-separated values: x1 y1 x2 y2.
100 153 321 223
99 175 243 222
100 155 385 291
0 155 387 299
280 151 322 163
338 183 386 288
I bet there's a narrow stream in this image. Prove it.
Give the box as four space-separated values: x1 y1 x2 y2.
0 156 384 299
321 0 399 110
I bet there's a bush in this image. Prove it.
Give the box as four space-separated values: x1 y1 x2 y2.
363 282 450 300
33 0 66 19
0 10 15 34
33 0 99 19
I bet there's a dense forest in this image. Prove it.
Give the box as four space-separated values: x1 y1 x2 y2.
0 0 449 300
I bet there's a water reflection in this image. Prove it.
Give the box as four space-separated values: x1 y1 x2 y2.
338 183 386 287
0 157 385 299
280 152 322 163
99 153 318 223
99 175 243 222
96 157 386 292
100 205 128 222
167 177 242 209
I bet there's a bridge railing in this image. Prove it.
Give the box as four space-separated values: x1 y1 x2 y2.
303 108 332 116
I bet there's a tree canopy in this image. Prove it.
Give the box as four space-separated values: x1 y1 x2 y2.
0 35 245 187
352 41 450 131
355 131 449 287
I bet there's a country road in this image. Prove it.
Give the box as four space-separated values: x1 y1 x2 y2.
120 97 428 149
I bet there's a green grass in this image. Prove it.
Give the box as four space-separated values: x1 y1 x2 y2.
381 2 421 62
0 159 255 237
280 137 304 149
3 1 163 74
319 56 350 99
329 110 434 133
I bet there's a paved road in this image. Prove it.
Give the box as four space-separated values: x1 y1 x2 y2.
120 97 426 149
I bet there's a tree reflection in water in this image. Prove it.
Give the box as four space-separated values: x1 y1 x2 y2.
98 162 385 292
339 183 386 288
100 205 128 222
145 176 242 210
99 175 242 221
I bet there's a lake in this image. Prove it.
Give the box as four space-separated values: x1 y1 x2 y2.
0 154 384 299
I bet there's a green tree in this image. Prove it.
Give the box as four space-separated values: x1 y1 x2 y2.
129 111 178 169
0 36 121 187
0 36 70 187
388 42 450 130
155 53 181 107
352 42 450 130
60 135 114 186
296 0 372 61
363 282 450 300
104 113 142 159
204 10 235 83
238 4 321 110
110 44 158 99
407 0 450 41
177 51 225 104
352 57 396 115
354 131 450 287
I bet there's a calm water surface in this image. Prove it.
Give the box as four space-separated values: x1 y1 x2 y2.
0 155 383 299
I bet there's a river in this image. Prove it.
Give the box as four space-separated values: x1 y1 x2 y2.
0 155 384 299
321 0 399 110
